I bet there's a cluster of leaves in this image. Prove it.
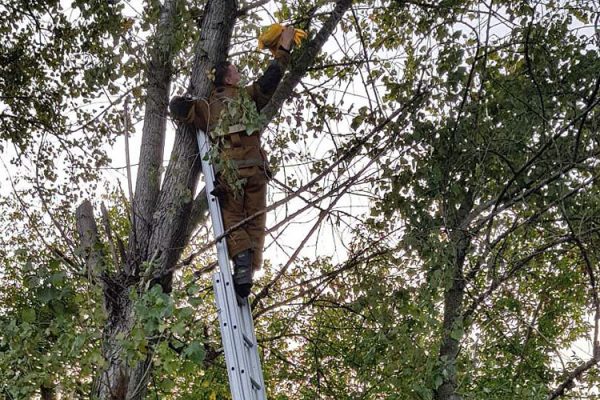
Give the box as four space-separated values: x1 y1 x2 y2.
206 87 268 194
0 198 229 399
0 249 105 398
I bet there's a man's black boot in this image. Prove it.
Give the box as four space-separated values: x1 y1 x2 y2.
233 250 253 298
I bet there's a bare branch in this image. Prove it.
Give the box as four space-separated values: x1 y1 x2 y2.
76 200 105 281
123 97 136 261
546 358 600 400
237 0 271 15
101 202 121 273
550 202 600 399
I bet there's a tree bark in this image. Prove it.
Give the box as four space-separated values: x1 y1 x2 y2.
76 199 104 281
129 0 183 271
435 233 468 400
40 385 55 400
92 283 137 400
435 195 473 400
76 200 135 400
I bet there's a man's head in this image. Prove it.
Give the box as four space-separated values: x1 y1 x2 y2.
214 61 241 87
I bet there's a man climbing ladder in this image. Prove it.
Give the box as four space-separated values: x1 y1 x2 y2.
169 26 297 297
169 24 306 400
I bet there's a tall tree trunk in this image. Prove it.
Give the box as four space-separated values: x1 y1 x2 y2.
129 0 183 270
435 195 473 400
92 278 137 400
40 384 55 400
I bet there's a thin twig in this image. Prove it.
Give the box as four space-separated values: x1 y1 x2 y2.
123 96 136 255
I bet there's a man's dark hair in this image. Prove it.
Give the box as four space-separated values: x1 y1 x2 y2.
214 61 231 87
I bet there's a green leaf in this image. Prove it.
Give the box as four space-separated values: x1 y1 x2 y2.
183 341 205 365
21 308 36 323
48 271 66 285
38 287 60 304
450 326 464 341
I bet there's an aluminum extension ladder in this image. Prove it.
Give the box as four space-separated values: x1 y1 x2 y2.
196 129 267 400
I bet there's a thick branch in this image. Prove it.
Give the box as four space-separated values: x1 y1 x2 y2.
75 200 104 280
549 204 600 399
101 202 121 272
130 0 183 267
435 194 473 400
146 0 238 288
237 0 270 15
546 358 600 400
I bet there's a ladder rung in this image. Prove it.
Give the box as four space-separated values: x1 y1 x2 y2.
250 377 261 390
242 333 254 348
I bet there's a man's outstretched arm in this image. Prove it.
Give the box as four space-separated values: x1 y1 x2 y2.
248 26 296 110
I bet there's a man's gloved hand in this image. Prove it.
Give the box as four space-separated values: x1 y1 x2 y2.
169 95 195 123
258 24 305 55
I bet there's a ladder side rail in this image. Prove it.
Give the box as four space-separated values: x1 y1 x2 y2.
213 270 254 399
239 301 266 394
197 131 233 278
213 273 246 397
